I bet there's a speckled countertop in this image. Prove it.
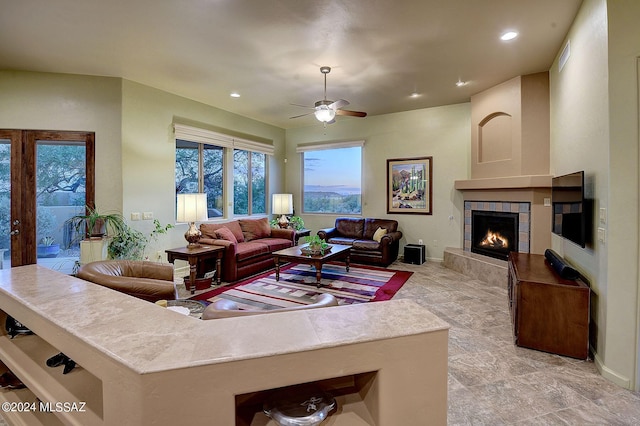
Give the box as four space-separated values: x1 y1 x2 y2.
0 265 449 375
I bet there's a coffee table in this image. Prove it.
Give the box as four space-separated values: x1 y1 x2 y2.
272 244 351 288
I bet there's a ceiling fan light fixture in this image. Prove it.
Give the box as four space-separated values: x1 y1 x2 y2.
314 105 336 122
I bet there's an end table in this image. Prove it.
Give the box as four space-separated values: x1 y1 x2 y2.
294 229 311 246
165 245 225 294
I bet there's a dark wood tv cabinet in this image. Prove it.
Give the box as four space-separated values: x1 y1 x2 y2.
507 252 590 359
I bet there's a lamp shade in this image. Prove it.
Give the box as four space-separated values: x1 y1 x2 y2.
177 193 208 223
272 194 293 215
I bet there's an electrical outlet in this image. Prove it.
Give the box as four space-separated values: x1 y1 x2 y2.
597 227 606 243
418 239 423 245
155 251 163 262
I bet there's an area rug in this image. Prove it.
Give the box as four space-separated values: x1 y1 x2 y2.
190 262 412 310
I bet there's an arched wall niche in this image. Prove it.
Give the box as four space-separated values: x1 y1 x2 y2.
478 112 512 163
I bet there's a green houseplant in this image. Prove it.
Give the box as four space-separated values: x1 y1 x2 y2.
107 219 173 260
302 235 331 255
269 215 305 231
64 206 127 243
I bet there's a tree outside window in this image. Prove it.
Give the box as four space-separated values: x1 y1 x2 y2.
175 140 224 218
233 149 266 215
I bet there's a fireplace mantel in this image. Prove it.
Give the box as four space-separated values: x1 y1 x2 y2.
455 174 552 191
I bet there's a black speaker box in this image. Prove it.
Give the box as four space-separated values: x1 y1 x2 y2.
404 244 426 265
544 249 580 280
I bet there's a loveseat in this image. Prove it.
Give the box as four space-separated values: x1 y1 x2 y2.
317 218 402 266
200 218 295 282
76 260 177 302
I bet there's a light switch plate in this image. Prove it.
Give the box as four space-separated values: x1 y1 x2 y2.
131 212 141 221
597 227 606 243
599 207 606 224
143 212 153 220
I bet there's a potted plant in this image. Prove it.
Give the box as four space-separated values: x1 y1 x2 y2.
301 235 331 256
288 216 305 231
108 219 173 260
64 206 127 243
37 236 60 258
269 215 305 231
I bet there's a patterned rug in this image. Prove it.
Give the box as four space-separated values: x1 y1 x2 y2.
190 262 412 310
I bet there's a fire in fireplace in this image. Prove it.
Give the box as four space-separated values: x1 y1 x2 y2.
471 211 519 260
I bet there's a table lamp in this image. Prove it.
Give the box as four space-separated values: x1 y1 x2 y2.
272 193 293 228
177 193 208 247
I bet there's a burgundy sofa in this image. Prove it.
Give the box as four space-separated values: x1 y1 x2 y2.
199 218 295 282
317 218 402 266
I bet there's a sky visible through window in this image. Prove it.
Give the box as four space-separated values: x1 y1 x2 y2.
304 147 361 195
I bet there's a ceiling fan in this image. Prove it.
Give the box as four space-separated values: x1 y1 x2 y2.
290 66 367 124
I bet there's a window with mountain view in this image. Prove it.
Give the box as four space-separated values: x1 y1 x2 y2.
302 145 362 214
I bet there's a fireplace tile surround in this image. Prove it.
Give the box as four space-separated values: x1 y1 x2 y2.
464 201 531 254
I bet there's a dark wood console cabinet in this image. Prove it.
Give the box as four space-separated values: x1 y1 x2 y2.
507 252 590 359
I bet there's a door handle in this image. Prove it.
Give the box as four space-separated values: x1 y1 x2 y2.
12 220 19 226
10 229 19 235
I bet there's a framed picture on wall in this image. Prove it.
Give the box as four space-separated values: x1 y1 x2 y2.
387 156 433 215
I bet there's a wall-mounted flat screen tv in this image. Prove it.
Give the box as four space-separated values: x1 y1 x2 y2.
552 171 589 248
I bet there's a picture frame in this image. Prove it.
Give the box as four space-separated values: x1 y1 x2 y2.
387 156 433 215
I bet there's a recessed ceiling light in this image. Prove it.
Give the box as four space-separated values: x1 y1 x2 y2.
456 80 467 87
230 92 241 98
500 31 518 41
410 92 421 98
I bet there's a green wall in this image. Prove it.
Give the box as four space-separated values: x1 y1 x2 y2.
285 103 470 261
550 0 640 390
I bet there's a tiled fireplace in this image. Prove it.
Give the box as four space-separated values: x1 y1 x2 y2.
464 201 531 258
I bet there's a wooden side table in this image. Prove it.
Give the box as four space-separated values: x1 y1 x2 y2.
293 229 311 245
165 245 225 294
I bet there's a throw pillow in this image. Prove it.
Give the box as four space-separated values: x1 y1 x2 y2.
373 227 387 242
240 217 271 241
215 227 238 244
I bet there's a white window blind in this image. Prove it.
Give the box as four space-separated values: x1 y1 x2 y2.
173 123 274 155
295 139 365 153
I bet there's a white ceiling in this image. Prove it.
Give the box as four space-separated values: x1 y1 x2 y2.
0 0 582 129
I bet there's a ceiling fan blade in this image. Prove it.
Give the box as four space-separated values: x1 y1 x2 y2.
289 112 314 119
329 99 349 110
290 103 315 109
336 109 367 118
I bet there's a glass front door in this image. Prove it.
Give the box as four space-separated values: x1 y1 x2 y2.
0 130 94 274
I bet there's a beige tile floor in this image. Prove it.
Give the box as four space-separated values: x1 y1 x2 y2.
389 260 640 425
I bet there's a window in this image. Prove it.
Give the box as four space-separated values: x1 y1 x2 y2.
233 149 266 215
175 140 224 217
174 124 273 220
299 141 364 214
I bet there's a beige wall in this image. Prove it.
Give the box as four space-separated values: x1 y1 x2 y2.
0 71 123 212
0 71 287 258
285 103 470 261
120 80 286 254
550 0 640 390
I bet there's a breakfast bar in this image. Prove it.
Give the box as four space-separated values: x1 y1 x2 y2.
0 265 449 425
